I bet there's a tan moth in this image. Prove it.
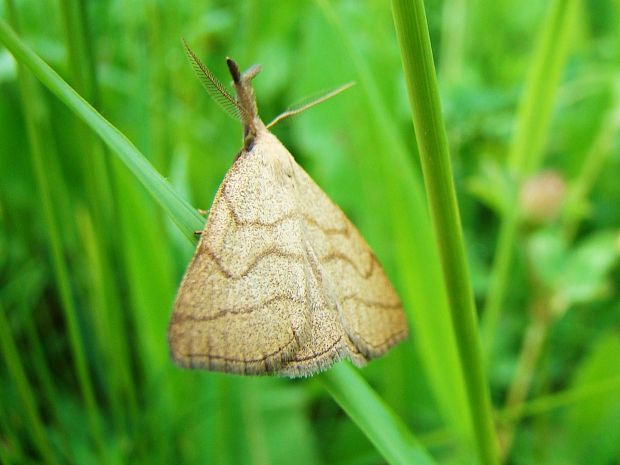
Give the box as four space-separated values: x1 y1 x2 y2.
169 41 408 377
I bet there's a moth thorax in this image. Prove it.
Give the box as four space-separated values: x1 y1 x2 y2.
260 132 294 183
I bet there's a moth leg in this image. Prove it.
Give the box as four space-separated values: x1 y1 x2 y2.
193 230 203 237
198 208 209 216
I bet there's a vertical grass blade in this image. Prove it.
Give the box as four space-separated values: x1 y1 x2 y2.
3 3 105 456
0 306 58 465
315 0 471 442
58 0 115 222
390 1 498 464
481 0 578 354
507 0 579 175
563 91 620 239
58 0 140 437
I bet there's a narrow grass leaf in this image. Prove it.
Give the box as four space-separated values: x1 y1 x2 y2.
390 0 498 463
3 6 105 456
481 0 579 354
0 18 204 238
0 307 58 465
320 363 438 465
315 0 471 442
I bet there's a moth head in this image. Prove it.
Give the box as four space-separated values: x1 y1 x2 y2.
226 58 263 150
182 39 263 150
182 40 354 152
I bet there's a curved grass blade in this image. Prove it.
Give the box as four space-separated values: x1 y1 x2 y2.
0 18 204 239
390 0 498 463
320 364 437 465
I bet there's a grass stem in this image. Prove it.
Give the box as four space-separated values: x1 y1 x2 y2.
391 0 499 463
0 306 58 465
4 4 106 456
320 364 437 465
481 0 578 356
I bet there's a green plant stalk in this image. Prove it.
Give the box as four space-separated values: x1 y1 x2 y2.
0 18 205 239
316 0 471 442
391 1 498 464
0 259 77 460
499 375 620 422
241 380 270 465
3 4 105 456
0 20 437 464
58 0 115 221
59 0 94 99
563 95 620 239
17 52 106 460
120 9 184 462
480 202 519 359
508 0 578 175
493 83 619 462
0 306 58 465
496 82 619 462
484 2 581 458
498 298 551 461
438 0 466 86
320 363 437 465
57 2 147 437
112 167 178 464
23 304 76 463
64 0 142 430
76 209 132 433
418 373 620 451
481 0 578 354
146 2 171 169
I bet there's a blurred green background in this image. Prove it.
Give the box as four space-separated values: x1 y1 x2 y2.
1 0 620 464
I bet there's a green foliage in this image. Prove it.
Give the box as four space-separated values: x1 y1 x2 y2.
1 0 619 464
529 229 620 313
560 334 620 464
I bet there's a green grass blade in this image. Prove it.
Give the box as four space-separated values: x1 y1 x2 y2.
320 364 437 465
21 305 76 462
76 209 135 432
57 0 139 436
0 306 58 465
563 92 620 239
315 0 471 442
3 4 105 457
507 0 579 175
481 0 578 354
390 0 498 464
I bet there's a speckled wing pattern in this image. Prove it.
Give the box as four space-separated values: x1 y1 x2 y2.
169 128 408 377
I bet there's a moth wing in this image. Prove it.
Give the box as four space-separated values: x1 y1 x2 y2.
275 235 363 377
249 132 357 377
291 161 409 360
169 147 312 375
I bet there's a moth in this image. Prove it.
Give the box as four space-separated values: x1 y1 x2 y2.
169 41 408 377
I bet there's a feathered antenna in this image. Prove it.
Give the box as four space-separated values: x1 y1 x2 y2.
182 39 243 120
266 82 355 129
